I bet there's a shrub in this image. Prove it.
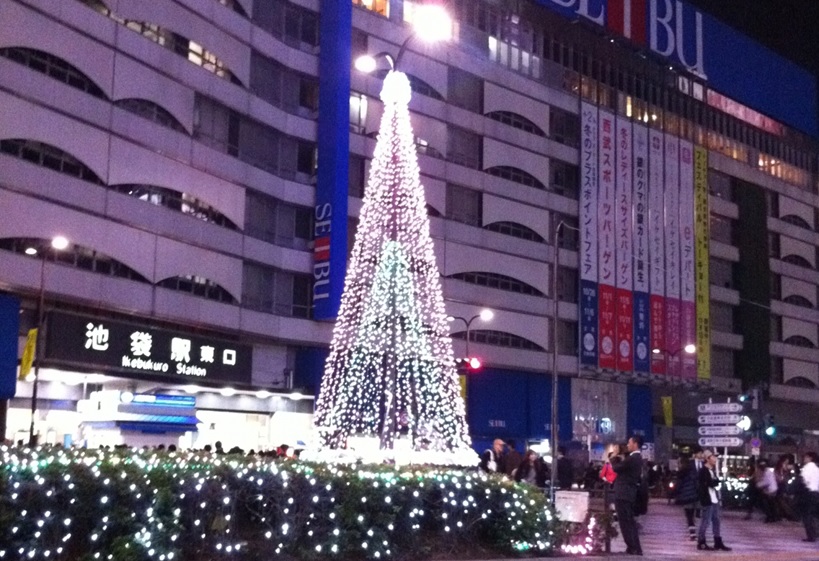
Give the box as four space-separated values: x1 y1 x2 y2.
0 447 559 560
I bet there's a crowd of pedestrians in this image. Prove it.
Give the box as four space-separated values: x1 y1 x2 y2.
671 446 819 550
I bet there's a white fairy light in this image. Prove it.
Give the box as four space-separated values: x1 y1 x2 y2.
311 70 474 465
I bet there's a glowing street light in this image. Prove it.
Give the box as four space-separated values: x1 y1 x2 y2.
447 309 493 357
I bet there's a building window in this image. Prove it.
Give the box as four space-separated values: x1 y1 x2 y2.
445 184 481 226
783 294 813 309
0 47 106 98
549 106 579 147
485 166 545 190
556 267 579 302
252 0 319 50
709 257 734 289
0 139 103 184
111 184 238 230
194 96 317 183
550 159 579 198
352 0 388 17
769 233 780 258
781 214 813 231
250 51 318 116
452 329 544 351
448 67 483 112
484 221 544 242
782 254 814 269
708 171 732 200
449 271 544 296
349 154 366 198
710 302 734 332
447 127 482 169
486 111 545 136
114 99 186 132
157 276 237 304
770 315 782 340
242 262 312 318
784 335 816 348
216 0 248 17
711 347 735 378
0 238 149 283
349 92 368 134
709 214 733 245
245 191 312 250
557 320 578 354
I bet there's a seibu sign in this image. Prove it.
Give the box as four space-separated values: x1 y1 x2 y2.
45 312 252 385
535 0 706 77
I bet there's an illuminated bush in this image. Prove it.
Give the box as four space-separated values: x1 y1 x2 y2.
0 447 559 560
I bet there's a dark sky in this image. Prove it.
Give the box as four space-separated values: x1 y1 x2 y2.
685 0 819 78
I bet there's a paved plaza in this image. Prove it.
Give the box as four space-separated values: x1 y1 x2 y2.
472 498 819 561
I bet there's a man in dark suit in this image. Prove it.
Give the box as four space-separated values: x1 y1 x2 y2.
613 434 644 556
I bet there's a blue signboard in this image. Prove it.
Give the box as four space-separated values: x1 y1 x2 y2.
0 293 20 399
580 279 599 366
532 0 817 137
627 383 653 442
313 0 352 320
633 291 650 373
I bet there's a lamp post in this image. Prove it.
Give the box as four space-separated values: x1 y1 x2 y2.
447 309 494 357
550 218 580 503
26 235 68 446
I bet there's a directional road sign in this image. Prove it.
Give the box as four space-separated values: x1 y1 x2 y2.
698 414 741 425
699 437 743 448
697 402 743 414
698 425 742 436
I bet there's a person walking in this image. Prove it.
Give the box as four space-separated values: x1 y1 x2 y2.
556 446 575 489
675 455 700 541
697 450 731 551
757 458 779 522
480 439 506 474
613 435 644 556
504 439 523 478
514 449 548 488
800 451 819 542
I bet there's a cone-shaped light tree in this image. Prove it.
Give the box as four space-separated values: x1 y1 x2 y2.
313 70 473 463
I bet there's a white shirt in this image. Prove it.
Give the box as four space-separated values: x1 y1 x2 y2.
758 467 778 496
802 461 819 492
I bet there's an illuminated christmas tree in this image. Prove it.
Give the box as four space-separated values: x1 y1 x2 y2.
312 71 473 464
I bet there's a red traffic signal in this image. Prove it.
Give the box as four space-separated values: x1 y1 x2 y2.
456 357 482 371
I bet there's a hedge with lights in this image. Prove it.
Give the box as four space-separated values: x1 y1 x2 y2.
0 447 560 561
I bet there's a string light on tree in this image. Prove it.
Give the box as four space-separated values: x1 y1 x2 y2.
310 37 474 465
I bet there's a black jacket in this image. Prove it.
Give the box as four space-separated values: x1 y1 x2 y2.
698 465 721 506
612 451 643 502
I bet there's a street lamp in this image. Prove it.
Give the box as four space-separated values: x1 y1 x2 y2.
447 309 494 357
26 235 69 446
550 218 580 503
354 4 451 74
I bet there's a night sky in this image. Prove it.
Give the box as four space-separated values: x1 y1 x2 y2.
686 0 819 78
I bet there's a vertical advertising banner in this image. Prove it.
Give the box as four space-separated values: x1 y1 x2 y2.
632 124 650 374
615 116 634 372
598 111 617 370
694 147 711 380
679 141 697 379
579 103 599 367
648 130 666 375
664 135 682 377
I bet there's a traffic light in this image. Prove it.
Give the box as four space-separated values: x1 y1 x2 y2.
455 357 482 372
764 414 776 437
